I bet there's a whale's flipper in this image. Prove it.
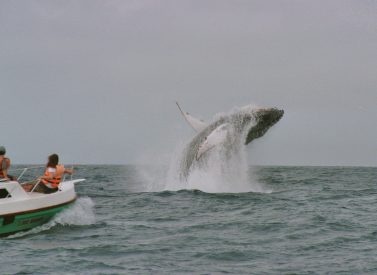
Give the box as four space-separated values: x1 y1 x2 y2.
176 102 207 132
197 123 233 160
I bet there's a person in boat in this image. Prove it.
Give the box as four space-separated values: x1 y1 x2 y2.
0 146 16 181
37 153 74 193
30 154 73 194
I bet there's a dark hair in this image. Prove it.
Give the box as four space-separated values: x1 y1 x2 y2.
0 146 6 155
47 154 59 168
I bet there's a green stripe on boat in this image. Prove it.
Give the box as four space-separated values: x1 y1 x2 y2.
0 202 74 237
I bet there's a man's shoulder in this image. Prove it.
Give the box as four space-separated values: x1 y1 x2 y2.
1 157 10 169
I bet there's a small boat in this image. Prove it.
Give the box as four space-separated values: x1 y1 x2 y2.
0 167 84 237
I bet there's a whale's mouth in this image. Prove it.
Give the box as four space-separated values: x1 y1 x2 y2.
245 108 284 145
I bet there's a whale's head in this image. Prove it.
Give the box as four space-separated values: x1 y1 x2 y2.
245 107 284 144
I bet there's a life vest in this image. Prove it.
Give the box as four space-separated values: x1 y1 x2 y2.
0 158 10 178
41 164 65 188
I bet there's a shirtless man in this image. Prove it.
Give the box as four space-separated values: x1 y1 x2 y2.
0 146 15 181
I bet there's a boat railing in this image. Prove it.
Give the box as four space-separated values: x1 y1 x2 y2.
4 166 45 184
6 165 74 185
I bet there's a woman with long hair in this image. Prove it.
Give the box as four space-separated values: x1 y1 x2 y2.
36 154 73 193
22 154 74 193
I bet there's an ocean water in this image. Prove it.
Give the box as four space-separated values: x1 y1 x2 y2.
1 165 377 274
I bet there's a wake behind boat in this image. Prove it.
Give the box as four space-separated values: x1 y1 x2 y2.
0 167 85 237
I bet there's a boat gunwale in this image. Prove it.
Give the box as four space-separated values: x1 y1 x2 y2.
0 196 77 218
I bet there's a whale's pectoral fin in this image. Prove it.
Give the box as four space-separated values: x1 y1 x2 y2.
176 102 207 132
196 123 232 160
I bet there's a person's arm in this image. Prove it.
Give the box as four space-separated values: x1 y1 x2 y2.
64 168 74 175
1 159 10 180
2 170 8 179
38 174 53 180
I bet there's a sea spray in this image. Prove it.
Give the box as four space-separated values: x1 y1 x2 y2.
177 138 251 193
165 127 269 193
53 197 95 226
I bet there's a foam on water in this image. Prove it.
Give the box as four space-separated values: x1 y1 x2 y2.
7 197 95 238
164 131 270 193
53 196 95 226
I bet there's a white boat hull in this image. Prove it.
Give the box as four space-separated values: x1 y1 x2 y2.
0 179 85 236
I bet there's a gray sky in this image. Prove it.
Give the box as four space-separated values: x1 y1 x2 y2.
1 0 376 166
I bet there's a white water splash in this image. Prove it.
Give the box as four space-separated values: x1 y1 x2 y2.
53 197 95 226
164 136 270 193
8 197 95 238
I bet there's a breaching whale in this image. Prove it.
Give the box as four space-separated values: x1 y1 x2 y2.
176 102 284 180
